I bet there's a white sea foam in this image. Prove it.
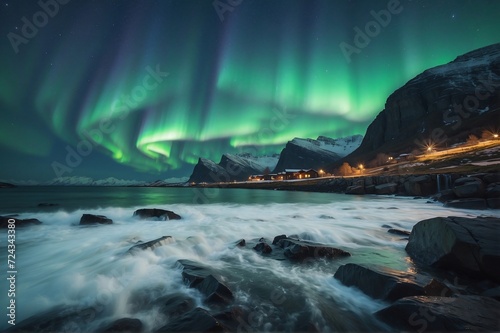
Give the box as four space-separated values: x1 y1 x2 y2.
1 195 497 331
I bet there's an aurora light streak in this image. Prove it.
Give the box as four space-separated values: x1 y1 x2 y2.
1 0 499 181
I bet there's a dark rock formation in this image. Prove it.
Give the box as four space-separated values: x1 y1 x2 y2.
218 154 266 181
233 239 246 247
8 305 96 332
453 177 485 198
334 264 425 301
272 234 287 245
253 242 272 254
133 208 181 220
155 307 225 332
99 318 143 333
37 203 59 207
345 185 365 195
188 158 230 183
406 216 500 282
487 197 500 209
343 43 500 165
404 175 436 196
486 183 500 198
79 214 113 225
152 293 196 318
275 237 350 260
374 183 398 195
0 216 42 228
423 279 453 297
388 228 411 236
176 260 234 305
273 138 341 172
0 182 15 188
444 198 488 210
128 236 175 253
376 295 500 332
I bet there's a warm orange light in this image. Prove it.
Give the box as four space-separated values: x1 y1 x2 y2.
494 134 499 138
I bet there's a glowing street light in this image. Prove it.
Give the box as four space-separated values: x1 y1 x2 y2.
494 134 499 139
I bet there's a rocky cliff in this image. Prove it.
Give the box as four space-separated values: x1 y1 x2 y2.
273 135 361 172
343 43 500 165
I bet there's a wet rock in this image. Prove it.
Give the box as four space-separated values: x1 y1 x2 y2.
345 185 365 195
213 306 247 331
99 318 143 332
334 264 425 301
272 234 287 245
388 228 411 236
483 173 500 184
37 203 59 207
9 305 96 332
486 183 500 198
177 260 234 305
133 208 181 220
365 185 376 194
375 183 398 195
234 239 246 247
444 198 488 210
404 175 436 196
454 178 485 198
487 197 500 209
0 216 42 228
253 242 272 254
276 238 350 260
481 286 500 301
424 279 453 297
128 236 174 253
155 307 225 332
376 295 500 332
434 189 456 203
153 293 196 318
406 216 500 282
80 214 113 225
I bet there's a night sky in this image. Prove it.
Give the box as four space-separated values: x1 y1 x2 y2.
1 0 499 182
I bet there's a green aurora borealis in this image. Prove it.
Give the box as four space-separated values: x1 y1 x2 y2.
1 0 500 180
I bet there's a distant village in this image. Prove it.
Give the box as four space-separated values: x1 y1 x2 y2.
249 169 326 181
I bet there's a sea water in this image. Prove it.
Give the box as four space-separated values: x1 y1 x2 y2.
1 187 497 331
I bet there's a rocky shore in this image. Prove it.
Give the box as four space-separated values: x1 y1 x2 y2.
197 171 500 210
7 206 500 332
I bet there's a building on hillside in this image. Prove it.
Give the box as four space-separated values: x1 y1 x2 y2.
283 169 319 180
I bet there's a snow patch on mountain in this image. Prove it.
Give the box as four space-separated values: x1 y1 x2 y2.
290 135 363 158
233 153 280 172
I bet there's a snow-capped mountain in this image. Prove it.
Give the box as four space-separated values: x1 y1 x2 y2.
273 135 363 172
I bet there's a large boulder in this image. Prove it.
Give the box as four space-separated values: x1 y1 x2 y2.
405 216 500 282
404 175 436 196
79 214 113 225
176 260 234 305
133 208 181 220
152 293 196 318
345 185 365 195
486 183 500 198
155 307 225 332
0 216 42 228
276 238 350 260
444 198 488 210
376 295 500 332
483 173 500 184
487 197 500 209
453 177 485 198
334 264 425 301
128 236 175 253
99 318 143 333
375 183 398 195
